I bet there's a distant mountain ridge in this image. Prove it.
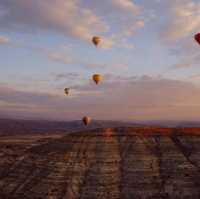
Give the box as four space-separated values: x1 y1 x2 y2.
1 118 200 136
0 118 141 136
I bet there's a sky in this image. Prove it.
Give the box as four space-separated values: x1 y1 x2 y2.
1 0 200 121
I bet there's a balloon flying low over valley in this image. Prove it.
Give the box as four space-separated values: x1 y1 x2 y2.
1 0 200 122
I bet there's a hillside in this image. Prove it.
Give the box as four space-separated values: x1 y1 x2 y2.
0 127 200 198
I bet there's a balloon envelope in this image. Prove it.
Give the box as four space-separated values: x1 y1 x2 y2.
82 116 91 125
195 33 200 45
92 36 101 46
64 88 70 95
93 74 103 84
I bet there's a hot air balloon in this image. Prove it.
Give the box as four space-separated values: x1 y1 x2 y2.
93 74 103 85
195 33 200 45
92 36 101 47
82 116 91 126
64 88 70 95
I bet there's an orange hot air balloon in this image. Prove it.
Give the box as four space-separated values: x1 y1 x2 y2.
93 74 103 85
82 116 91 126
195 33 200 45
64 88 70 95
92 36 101 47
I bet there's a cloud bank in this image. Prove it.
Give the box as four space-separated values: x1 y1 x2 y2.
0 0 107 41
0 0 142 46
162 0 200 42
1 76 200 121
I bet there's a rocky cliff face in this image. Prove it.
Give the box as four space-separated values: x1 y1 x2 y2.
0 127 200 199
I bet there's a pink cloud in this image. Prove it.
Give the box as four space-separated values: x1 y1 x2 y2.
0 0 108 41
1 76 200 121
162 0 200 42
0 0 144 49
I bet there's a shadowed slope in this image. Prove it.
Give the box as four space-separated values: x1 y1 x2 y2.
0 127 200 198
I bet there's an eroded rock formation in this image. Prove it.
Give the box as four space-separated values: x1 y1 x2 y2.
0 127 200 199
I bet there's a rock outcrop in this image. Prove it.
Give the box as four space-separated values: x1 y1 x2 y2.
0 127 200 199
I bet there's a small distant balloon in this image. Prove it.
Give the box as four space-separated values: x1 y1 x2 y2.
64 88 70 95
82 116 91 126
92 36 101 47
92 74 103 85
194 33 200 45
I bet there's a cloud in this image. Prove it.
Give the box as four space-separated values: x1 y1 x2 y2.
161 0 200 69
1 76 200 121
103 74 137 82
45 46 128 71
111 0 139 13
0 0 145 49
190 74 200 81
54 73 80 81
0 86 57 105
102 0 144 48
162 0 200 41
0 0 108 41
46 48 107 68
99 37 114 49
170 40 200 69
47 51 72 64
0 35 10 45
101 34 135 49
172 54 200 69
